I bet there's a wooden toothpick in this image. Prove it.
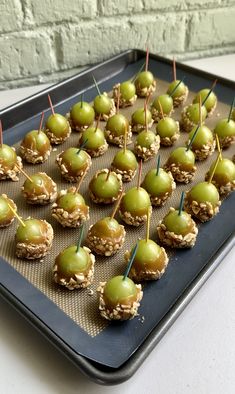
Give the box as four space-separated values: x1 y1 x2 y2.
137 160 143 190
75 170 87 193
144 93 151 132
0 120 3 148
158 99 165 120
116 84 120 114
110 190 124 220
38 111 44 134
146 92 151 106
15 164 33 182
48 94 55 116
124 122 127 153
208 154 221 184
8 204 25 227
95 114 101 133
215 134 222 160
146 207 151 242
105 168 112 181
228 96 235 123
145 46 149 72
144 100 148 132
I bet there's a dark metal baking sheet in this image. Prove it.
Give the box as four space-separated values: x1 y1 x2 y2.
0 49 235 384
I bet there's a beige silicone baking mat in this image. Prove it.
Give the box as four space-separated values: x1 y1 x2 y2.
1 78 234 337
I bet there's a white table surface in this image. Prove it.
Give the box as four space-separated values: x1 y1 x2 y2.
0 55 235 394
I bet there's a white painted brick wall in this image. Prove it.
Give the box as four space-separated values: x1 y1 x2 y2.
0 0 234 89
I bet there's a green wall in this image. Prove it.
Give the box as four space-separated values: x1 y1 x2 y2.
0 0 235 89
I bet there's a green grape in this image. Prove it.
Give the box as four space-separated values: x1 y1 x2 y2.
152 94 173 115
70 102 95 126
168 147 195 169
214 119 235 138
187 181 219 205
56 246 90 276
103 275 137 307
136 130 156 148
193 89 217 112
81 127 105 149
94 94 112 115
90 172 120 199
0 144 17 168
156 117 178 138
61 148 88 172
167 80 187 98
188 125 213 148
57 193 85 212
90 217 122 238
106 114 128 136
135 71 154 88
186 103 207 123
21 130 51 153
142 168 172 196
112 150 137 171
46 114 70 137
121 187 151 215
120 81 136 100
163 210 193 235
132 108 152 126
16 219 47 244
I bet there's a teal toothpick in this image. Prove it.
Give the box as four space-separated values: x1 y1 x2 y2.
169 77 185 97
156 155 161 176
123 242 139 280
80 93 84 108
76 224 84 253
132 62 145 83
178 191 185 216
201 79 217 106
92 75 101 96
77 138 88 155
186 123 200 151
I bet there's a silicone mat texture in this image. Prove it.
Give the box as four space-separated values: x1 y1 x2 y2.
0 75 234 339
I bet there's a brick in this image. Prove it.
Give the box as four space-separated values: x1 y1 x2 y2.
186 0 221 5
3 44 235 90
99 0 143 15
142 0 186 11
0 66 85 90
30 0 97 24
0 32 54 81
220 0 235 4
0 0 233 90
185 0 223 8
0 0 23 33
60 13 186 69
128 13 186 53
188 8 235 50
142 0 223 11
